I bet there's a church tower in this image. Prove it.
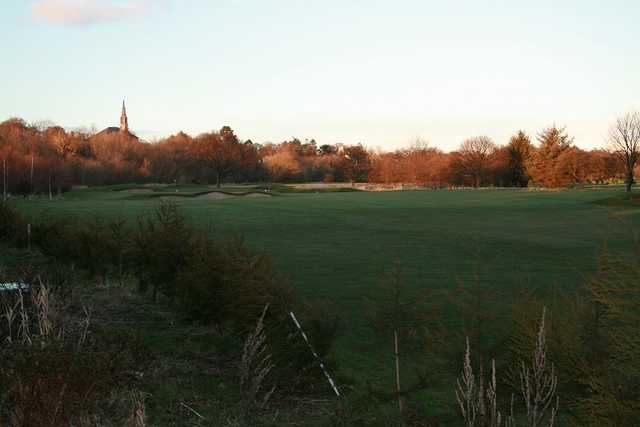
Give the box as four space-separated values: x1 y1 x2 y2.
120 100 129 133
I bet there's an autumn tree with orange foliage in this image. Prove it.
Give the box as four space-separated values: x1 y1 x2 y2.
88 131 150 185
527 126 574 187
193 127 246 187
402 141 449 186
504 130 533 187
339 144 372 184
263 150 302 186
369 141 450 187
0 116 630 193
150 132 194 184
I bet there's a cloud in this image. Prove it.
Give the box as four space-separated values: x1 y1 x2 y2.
31 0 156 27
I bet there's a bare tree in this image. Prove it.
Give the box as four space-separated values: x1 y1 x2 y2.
458 136 497 187
608 111 640 192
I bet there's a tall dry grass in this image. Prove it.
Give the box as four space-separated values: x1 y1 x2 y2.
239 304 276 410
456 308 558 427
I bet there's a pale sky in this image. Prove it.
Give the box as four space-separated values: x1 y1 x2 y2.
1 0 639 151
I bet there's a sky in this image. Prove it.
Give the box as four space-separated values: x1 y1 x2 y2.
1 0 639 151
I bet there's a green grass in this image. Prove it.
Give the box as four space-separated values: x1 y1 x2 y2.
11 185 640 421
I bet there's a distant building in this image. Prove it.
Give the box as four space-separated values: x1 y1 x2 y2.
120 100 129 132
94 101 138 139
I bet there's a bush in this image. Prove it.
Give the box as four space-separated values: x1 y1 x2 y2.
30 216 79 265
555 254 639 425
132 201 193 299
0 202 26 246
175 237 227 323
177 235 295 325
73 219 127 282
208 237 294 327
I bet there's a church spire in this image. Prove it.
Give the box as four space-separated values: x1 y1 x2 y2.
120 100 129 132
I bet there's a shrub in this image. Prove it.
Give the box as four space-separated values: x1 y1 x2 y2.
213 237 294 327
175 234 295 327
73 219 132 283
30 216 79 265
132 201 193 299
174 237 227 324
546 253 640 426
0 202 26 246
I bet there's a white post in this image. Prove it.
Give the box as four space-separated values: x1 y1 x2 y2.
289 311 340 397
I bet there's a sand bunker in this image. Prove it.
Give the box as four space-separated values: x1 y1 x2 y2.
159 192 271 201
196 192 233 200
123 188 154 194
194 192 271 200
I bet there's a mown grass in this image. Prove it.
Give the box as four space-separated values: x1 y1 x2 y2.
11 185 640 422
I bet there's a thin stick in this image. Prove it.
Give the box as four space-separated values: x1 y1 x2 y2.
289 311 340 397
180 402 205 420
394 329 404 412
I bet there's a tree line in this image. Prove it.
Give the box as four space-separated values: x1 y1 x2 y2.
1 111 638 195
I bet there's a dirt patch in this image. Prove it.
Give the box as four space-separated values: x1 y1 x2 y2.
244 193 271 198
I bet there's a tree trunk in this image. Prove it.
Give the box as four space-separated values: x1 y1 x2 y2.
394 329 404 413
30 154 34 196
3 158 6 202
216 172 221 188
